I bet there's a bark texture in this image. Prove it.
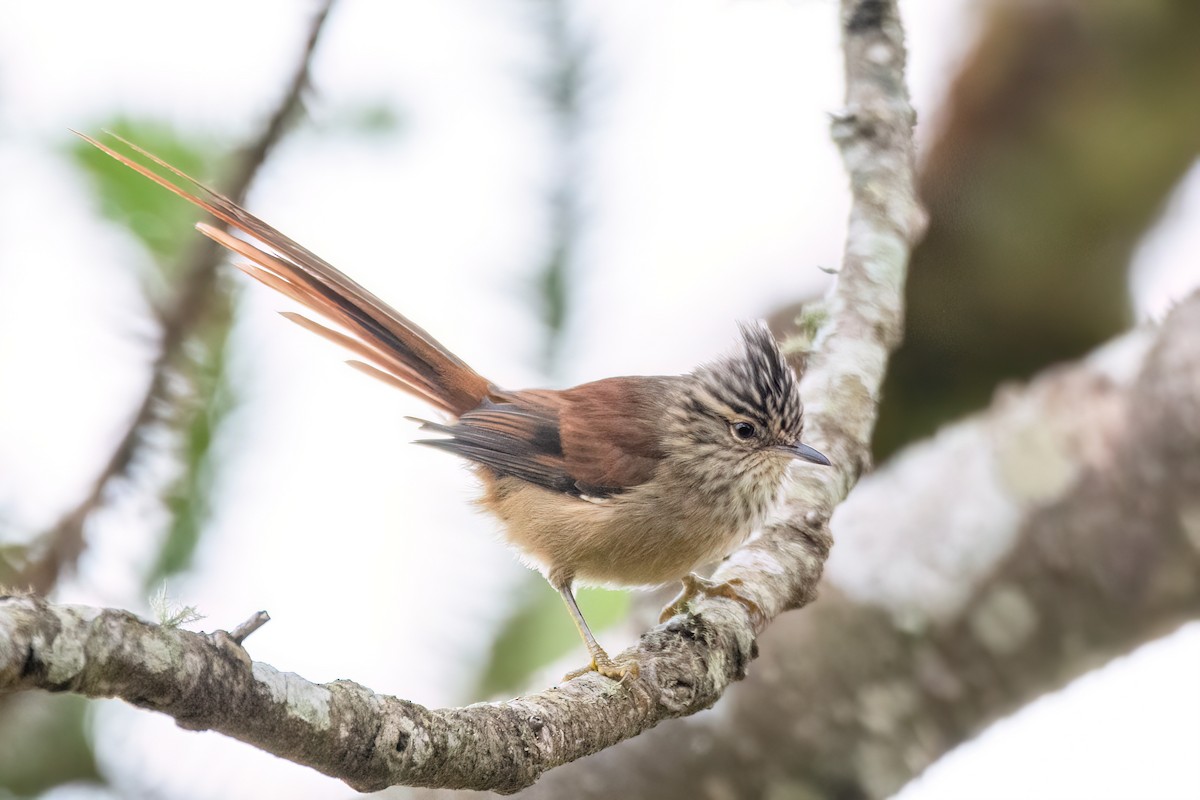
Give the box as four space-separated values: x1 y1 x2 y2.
460 294 1200 800
6 294 1197 798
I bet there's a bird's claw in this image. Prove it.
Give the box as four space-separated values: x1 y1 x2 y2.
563 651 639 683
659 574 764 627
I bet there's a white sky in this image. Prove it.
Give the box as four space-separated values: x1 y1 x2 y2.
0 1 1197 798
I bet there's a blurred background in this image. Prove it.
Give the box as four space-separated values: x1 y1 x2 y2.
0 0 1197 798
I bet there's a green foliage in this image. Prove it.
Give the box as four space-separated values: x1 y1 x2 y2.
330 102 406 136
534 234 571 373
68 119 221 277
0 541 29 587
71 118 237 587
477 575 631 696
783 301 829 359
0 694 102 795
149 319 236 587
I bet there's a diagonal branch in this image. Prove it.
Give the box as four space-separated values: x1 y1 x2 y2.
0 0 922 794
6 294 1200 798
16 0 338 594
455 293 1200 800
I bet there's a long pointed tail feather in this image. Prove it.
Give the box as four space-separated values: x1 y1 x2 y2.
78 131 492 417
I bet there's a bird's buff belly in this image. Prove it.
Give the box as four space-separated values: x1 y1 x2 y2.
483 475 752 588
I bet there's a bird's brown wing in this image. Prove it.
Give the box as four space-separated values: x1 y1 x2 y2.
416 377 673 498
554 376 671 493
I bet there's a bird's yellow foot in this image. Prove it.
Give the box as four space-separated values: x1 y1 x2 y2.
659 574 764 627
563 650 639 683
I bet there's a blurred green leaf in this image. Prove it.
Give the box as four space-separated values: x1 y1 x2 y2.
0 542 30 587
477 574 630 696
68 119 238 589
68 118 222 277
148 320 235 587
533 233 571 373
310 101 406 138
341 102 405 136
0 694 102 795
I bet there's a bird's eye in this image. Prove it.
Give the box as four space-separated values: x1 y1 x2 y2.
730 421 757 440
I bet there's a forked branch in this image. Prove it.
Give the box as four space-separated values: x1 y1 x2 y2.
0 0 922 792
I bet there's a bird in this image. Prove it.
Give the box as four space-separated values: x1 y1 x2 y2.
81 132 831 682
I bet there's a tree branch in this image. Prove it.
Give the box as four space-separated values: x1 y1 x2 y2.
710 0 926 627
15 0 338 594
0 0 922 793
475 292 1200 799
5 295 1199 798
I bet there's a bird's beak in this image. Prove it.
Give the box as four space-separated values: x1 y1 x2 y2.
776 442 831 466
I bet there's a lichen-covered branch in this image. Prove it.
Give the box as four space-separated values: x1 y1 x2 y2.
712 0 926 626
0 595 759 793
0 0 921 793
9 295 1197 798
466 291 1200 800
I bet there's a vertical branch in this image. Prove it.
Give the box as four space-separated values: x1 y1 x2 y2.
717 0 927 622
812 0 927 466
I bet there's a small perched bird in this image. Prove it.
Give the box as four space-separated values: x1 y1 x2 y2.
83 133 830 681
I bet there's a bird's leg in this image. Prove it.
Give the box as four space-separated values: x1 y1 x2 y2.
552 575 639 682
659 574 765 628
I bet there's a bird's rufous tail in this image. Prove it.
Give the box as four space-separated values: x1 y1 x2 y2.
78 132 492 417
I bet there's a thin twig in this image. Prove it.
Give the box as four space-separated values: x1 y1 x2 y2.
229 611 272 644
17 0 338 594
